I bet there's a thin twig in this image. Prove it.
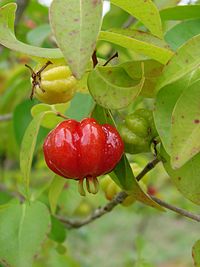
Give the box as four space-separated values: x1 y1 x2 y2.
151 196 200 223
57 157 200 228
122 16 136 28
136 157 160 181
57 158 160 228
103 52 118 66
0 114 13 122
57 191 128 228
0 183 25 202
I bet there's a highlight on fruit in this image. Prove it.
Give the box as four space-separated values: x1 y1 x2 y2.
43 118 124 196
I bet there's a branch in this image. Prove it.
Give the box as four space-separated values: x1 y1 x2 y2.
57 157 160 228
151 196 200 223
0 183 25 202
57 191 127 228
122 16 136 28
57 156 200 228
136 157 160 181
0 114 13 122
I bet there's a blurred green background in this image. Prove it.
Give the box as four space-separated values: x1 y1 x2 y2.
0 0 200 266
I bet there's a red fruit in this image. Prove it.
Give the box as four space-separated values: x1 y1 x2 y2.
43 118 124 195
147 185 157 196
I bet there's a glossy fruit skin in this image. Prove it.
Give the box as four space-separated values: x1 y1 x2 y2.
34 63 77 104
43 118 124 180
118 109 158 154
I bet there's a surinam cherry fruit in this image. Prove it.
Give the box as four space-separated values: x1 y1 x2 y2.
43 118 124 195
25 61 77 104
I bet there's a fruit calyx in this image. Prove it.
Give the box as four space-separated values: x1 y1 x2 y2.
25 60 52 99
78 177 99 196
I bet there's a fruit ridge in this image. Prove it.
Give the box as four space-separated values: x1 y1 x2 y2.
43 118 124 195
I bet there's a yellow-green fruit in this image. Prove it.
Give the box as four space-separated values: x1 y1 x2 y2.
74 201 92 216
121 194 135 206
105 182 121 201
100 175 112 192
122 181 147 207
34 64 77 104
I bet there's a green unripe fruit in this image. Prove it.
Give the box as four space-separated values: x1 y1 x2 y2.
134 108 158 138
118 108 158 154
105 182 120 201
121 194 135 207
125 114 149 138
118 124 150 154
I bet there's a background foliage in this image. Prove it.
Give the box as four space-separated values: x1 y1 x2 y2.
1 0 200 266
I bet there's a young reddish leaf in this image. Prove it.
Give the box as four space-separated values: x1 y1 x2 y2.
49 0 103 79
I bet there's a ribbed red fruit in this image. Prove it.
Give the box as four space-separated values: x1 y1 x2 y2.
43 118 124 194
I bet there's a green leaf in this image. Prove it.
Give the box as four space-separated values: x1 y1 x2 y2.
13 100 50 148
154 0 180 9
13 100 36 146
102 4 129 30
48 175 66 215
49 0 103 79
165 19 200 51
157 33 200 91
99 29 173 64
0 201 50 267
0 3 62 58
161 146 200 206
121 60 164 98
88 64 144 109
47 250 81 267
160 5 200 21
171 80 200 168
192 240 200 267
111 0 163 38
49 216 67 243
31 103 70 129
66 92 94 121
92 104 164 211
0 67 29 113
26 24 51 47
20 111 54 199
154 77 188 154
